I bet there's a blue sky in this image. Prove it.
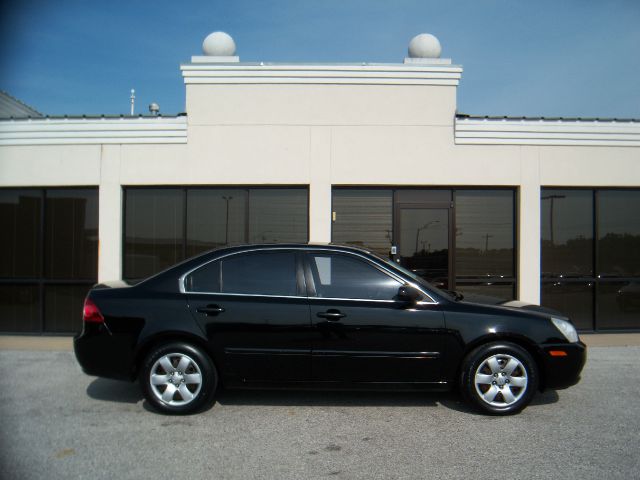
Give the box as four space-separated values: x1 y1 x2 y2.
1 0 638 117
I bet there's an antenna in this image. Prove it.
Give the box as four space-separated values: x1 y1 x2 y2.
130 89 135 115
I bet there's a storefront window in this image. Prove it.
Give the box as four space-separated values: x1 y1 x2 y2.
123 187 309 281
541 188 640 330
0 188 98 333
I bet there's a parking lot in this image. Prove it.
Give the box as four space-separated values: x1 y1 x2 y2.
1 345 639 480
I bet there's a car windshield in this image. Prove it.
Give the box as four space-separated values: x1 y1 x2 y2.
371 251 456 301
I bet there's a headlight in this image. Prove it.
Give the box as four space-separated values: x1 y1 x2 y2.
551 317 579 343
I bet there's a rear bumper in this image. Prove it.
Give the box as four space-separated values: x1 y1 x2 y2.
540 341 587 390
74 324 136 381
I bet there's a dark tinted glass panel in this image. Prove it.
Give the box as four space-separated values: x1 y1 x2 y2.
541 282 594 330
398 207 449 287
597 281 640 329
0 285 40 332
395 189 451 204
597 190 640 277
0 190 41 278
332 190 392 257
248 190 308 243
186 189 247 257
541 189 593 277
221 252 297 296
455 283 515 303
124 189 184 280
187 260 221 293
309 254 401 300
44 284 91 333
455 190 514 277
44 189 98 279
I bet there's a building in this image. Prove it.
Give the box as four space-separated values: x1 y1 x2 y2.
1 32 639 334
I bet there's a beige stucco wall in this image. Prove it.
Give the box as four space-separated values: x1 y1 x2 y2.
1 79 638 304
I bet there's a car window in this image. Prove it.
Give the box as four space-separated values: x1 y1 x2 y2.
308 253 402 300
186 251 298 296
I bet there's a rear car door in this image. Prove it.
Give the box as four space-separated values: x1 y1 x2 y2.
184 249 312 384
305 251 446 384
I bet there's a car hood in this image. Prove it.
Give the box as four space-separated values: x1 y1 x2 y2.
459 293 566 318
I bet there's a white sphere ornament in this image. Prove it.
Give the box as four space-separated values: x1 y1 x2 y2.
408 33 442 59
202 31 236 56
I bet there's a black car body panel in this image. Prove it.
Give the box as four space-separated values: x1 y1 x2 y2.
75 244 585 397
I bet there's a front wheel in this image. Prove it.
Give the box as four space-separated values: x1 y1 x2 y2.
460 342 538 415
140 342 217 415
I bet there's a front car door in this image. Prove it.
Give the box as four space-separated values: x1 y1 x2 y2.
183 249 312 384
304 250 446 385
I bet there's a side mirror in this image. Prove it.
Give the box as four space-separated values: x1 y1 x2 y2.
396 284 423 303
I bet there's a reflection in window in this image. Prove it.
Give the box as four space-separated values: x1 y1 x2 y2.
597 190 640 277
455 190 515 278
332 190 392 257
187 190 247 257
597 281 640 330
454 283 516 304
541 282 594 330
540 188 640 330
541 190 593 277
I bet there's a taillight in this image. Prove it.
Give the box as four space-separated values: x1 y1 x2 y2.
83 297 104 323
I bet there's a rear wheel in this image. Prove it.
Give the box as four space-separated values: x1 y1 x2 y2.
460 342 538 415
140 342 217 414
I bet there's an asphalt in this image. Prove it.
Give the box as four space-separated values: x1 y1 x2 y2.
0 343 639 479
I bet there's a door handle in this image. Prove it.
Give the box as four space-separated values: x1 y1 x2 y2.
196 305 225 316
317 310 345 321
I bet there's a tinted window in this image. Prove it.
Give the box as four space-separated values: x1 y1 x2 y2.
45 189 98 279
455 190 515 277
186 260 221 293
186 189 247 257
248 189 308 243
188 251 298 296
309 253 401 300
124 188 185 280
0 190 41 278
44 284 92 333
541 190 593 277
597 190 640 277
124 187 309 281
0 285 40 332
332 189 392 257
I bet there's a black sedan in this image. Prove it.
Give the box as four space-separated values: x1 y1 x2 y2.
74 244 586 415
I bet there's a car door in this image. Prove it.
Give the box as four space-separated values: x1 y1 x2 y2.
184 249 312 383
305 250 446 384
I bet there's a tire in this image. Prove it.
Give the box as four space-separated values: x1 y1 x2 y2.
460 342 538 415
140 342 217 415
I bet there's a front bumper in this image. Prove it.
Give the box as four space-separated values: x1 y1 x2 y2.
540 341 587 390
